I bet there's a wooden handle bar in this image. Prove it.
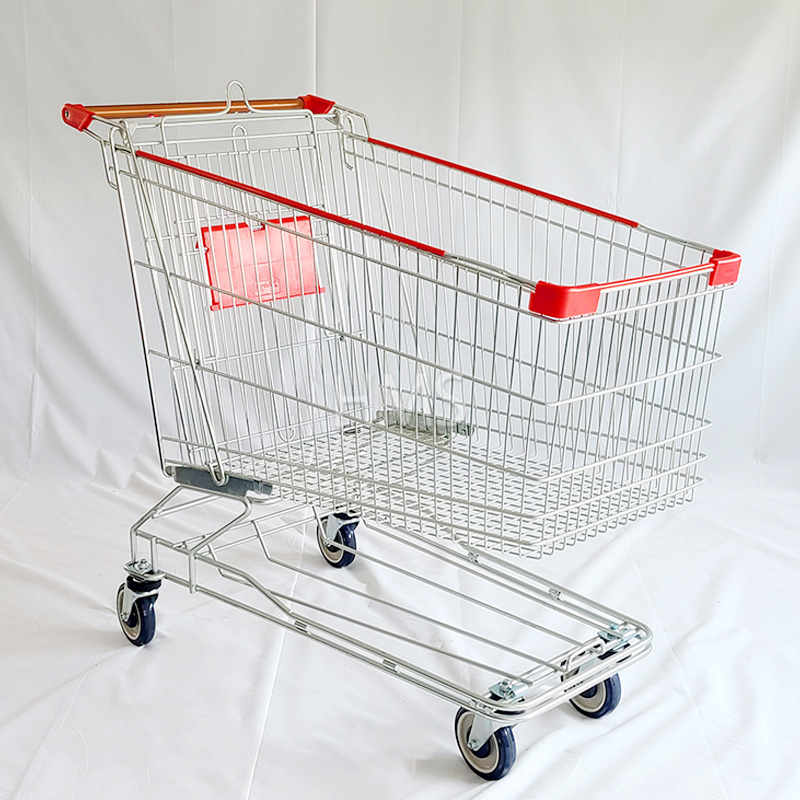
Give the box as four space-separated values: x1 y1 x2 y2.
63 94 335 130
87 98 305 119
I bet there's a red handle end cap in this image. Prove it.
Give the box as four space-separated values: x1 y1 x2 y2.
298 95 336 115
709 250 741 287
62 103 94 131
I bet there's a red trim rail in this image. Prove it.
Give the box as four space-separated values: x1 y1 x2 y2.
135 151 448 258
137 154 739 321
368 138 640 229
65 99 739 322
364 139 739 318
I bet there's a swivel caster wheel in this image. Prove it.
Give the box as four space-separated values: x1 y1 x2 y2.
567 673 622 718
116 574 161 647
317 513 358 568
454 708 516 781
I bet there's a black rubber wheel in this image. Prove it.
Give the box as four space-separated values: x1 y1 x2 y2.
317 515 357 568
454 708 516 781
116 583 157 646
568 673 622 718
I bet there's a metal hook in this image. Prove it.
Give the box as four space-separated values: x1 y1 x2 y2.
223 80 257 114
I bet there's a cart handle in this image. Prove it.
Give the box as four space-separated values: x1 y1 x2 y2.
528 250 740 319
62 94 336 131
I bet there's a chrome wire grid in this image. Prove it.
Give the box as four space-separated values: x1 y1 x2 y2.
116 123 726 558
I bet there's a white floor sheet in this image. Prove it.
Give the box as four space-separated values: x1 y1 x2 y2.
2 473 797 799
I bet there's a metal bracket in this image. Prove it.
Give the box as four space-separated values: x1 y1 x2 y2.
168 465 272 499
488 677 528 702
324 512 359 541
119 559 164 622
467 713 501 752
598 622 640 652
125 558 164 582
465 678 527 750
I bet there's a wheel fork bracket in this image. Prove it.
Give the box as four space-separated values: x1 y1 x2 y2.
467 713 507 752
120 559 163 622
466 677 525 751
318 510 359 545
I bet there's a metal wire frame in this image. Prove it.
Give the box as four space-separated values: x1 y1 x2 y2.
125 107 716 289
107 131 727 557
128 488 652 725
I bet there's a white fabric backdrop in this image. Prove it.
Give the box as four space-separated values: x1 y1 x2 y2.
1 1 798 798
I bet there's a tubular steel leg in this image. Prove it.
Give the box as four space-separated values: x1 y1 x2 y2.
130 484 254 592
185 496 252 592
129 486 184 570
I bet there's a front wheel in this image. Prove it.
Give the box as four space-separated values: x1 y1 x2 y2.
317 515 358 568
568 673 622 718
116 583 157 646
454 708 516 781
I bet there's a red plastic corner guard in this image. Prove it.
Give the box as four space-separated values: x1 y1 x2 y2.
62 103 94 131
528 282 602 319
298 95 336 114
529 249 741 320
708 250 741 286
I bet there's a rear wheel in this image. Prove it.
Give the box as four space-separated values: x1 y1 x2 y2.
568 673 622 718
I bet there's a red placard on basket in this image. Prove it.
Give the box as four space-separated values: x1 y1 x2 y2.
201 216 321 310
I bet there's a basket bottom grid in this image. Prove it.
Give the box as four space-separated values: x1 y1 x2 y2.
191 424 699 558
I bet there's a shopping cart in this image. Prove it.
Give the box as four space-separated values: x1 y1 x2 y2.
63 82 738 780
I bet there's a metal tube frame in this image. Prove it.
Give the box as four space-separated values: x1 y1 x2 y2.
128 485 652 741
